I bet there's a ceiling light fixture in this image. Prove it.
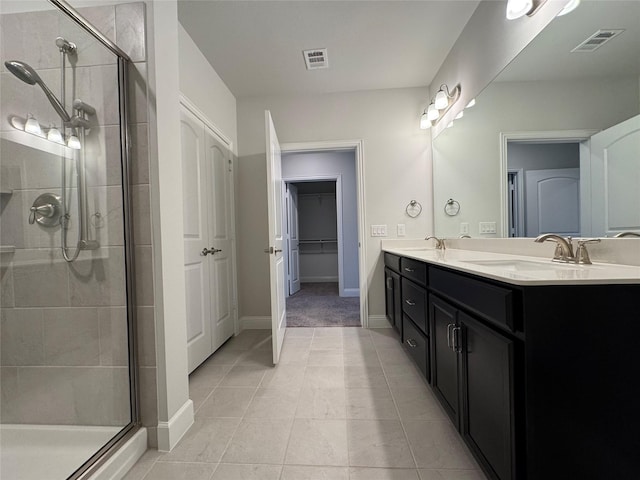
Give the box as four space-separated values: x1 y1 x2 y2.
506 0 547 20
557 0 580 16
419 84 462 130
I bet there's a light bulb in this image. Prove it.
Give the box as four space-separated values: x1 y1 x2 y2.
455 110 464 120
419 112 431 130
25 114 43 136
47 126 64 144
506 0 533 19
67 135 81 150
557 0 579 16
466 98 476 108
435 90 448 110
427 103 439 121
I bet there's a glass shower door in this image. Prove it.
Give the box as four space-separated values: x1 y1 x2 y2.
0 1 138 479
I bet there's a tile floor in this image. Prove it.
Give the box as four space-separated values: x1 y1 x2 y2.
124 327 487 480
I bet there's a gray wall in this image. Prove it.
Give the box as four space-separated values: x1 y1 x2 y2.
508 143 579 171
284 151 359 291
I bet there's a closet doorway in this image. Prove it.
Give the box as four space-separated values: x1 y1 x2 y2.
282 150 360 327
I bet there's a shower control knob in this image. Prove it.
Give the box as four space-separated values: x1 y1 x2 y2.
29 193 62 227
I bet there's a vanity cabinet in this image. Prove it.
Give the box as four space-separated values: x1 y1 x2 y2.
384 251 640 480
430 292 516 480
384 253 402 334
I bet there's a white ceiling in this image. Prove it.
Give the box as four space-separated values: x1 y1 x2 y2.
177 0 481 98
496 0 640 82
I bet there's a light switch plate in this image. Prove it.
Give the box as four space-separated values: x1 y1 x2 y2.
371 224 388 237
397 224 406 236
479 222 497 234
460 222 469 235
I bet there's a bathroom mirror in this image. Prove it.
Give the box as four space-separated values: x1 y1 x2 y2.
432 0 640 238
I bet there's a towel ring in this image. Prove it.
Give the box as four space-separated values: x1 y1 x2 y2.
444 199 460 216
406 200 422 218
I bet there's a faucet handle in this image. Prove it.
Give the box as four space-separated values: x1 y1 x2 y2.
575 238 601 265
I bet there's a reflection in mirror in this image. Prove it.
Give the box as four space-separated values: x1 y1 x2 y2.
433 0 640 238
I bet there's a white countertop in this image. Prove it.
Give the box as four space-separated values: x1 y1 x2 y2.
383 246 640 286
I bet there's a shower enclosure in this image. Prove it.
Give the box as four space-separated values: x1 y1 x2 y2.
1 1 139 479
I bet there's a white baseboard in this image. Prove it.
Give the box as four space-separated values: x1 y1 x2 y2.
240 316 271 330
156 399 194 452
368 315 392 329
341 288 360 297
301 276 338 283
91 427 147 480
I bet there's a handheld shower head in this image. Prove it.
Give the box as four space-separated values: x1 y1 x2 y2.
4 60 71 123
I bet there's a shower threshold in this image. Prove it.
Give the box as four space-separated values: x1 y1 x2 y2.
0 424 121 480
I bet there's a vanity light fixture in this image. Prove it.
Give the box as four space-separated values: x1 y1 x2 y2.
419 83 462 130
466 98 476 108
557 0 579 16
455 110 464 120
419 111 430 130
506 0 547 20
446 121 454 129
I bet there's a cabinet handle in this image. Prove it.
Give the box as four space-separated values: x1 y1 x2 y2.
405 299 416 306
404 267 415 272
453 326 462 353
406 338 418 348
386 277 393 289
447 323 455 348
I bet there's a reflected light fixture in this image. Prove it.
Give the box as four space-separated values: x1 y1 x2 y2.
419 84 462 130
455 110 464 120
506 0 547 19
506 0 533 19
557 0 579 16
446 121 454 129
47 125 64 144
24 114 43 136
67 134 81 150
466 98 476 108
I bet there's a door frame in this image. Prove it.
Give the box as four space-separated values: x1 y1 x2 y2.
180 94 240 335
280 140 368 327
499 130 597 237
283 175 345 296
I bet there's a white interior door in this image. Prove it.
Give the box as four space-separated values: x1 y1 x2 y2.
588 114 640 236
180 108 213 373
265 111 286 365
206 128 235 352
287 184 301 295
525 168 580 237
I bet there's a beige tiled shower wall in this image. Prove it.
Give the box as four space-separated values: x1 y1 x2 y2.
0 2 156 440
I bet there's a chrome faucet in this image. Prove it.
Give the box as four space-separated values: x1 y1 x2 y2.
613 231 640 238
425 235 446 250
534 234 575 262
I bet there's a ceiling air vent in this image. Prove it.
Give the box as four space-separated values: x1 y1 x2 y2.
571 29 624 53
303 48 328 70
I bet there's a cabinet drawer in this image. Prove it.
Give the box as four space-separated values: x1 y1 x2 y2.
402 277 428 333
384 253 401 273
400 257 427 286
402 315 429 381
430 267 514 330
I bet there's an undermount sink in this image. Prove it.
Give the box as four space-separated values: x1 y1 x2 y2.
461 259 591 271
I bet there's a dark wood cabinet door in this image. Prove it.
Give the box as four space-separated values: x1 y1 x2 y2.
460 311 514 480
429 294 460 427
384 268 401 333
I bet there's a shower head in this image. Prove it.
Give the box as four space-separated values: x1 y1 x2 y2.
4 60 71 123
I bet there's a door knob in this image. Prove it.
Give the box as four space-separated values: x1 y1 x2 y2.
202 247 222 256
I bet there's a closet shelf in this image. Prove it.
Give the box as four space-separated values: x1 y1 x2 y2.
299 239 337 244
0 245 16 254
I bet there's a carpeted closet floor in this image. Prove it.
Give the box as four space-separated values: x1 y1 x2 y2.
287 283 360 327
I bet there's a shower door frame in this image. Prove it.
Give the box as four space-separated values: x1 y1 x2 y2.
47 1 141 479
